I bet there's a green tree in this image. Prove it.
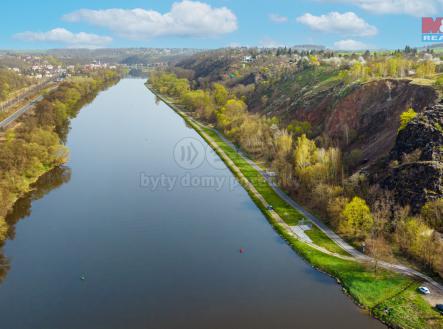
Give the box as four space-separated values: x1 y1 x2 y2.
216 99 247 138
340 196 374 239
181 90 215 121
287 120 312 138
294 134 317 169
212 83 228 106
399 108 417 131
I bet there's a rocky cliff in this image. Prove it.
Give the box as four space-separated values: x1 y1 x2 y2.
370 105 443 212
250 78 437 168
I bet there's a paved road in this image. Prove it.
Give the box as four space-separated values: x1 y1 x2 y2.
0 95 43 129
209 127 443 298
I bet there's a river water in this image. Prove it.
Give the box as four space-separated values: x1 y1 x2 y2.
0 79 385 329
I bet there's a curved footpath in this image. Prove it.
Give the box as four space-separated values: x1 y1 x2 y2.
150 86 443 304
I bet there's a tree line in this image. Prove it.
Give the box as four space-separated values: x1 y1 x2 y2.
0 69 120 244
347 55 437 81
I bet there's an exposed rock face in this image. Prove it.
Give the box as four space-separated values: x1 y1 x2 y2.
247 78 437 167
371 105 443 212
390 106 443 162
293 80 435 166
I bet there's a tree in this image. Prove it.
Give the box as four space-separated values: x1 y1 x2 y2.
212 83 228 107
271 130 294 188
274 130 293 159
416 60 436 78
340 196 374 239
287 120 311 138
327 196 349 229
349 62 368 80
421 198 443 232
181 90 215 121
216 99 247 139
294 134 317 169
398 108 417 131
365 236 392 274
395 217 440 270
238 115 272 158
309 55 320 66
0 218 8 242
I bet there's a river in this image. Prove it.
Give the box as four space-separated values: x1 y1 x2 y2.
0 79 386 329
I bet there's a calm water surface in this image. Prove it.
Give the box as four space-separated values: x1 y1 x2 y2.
0 79 386 329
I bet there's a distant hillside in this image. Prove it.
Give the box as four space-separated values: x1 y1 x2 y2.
45 48 203 65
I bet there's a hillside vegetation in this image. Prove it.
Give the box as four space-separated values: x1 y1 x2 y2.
149 46 443 279
0 68 33 101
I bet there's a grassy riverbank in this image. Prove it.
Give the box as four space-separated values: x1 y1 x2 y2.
0 70 121 243
148 84 443 329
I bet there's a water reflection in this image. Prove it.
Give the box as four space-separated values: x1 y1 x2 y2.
0 166 71 282
0 253 9 285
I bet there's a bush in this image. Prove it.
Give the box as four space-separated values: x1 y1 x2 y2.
421 198 443 232
399 108 417 131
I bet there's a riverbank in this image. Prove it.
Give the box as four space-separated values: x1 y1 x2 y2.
147 83 443 329
0 71 121 243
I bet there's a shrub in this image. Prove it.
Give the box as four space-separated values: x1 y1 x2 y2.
398 108 417 131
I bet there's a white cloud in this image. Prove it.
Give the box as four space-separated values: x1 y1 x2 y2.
324 0 442 17
269 13 288 24
63 1 238 40
14 28 112 48
296 11 377 37
333 39 369 50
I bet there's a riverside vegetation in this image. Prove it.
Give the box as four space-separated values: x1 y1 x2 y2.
0 69 121 244
0 68 33 101
148 64 443 329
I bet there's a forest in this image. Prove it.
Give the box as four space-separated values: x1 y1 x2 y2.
149 70 443 278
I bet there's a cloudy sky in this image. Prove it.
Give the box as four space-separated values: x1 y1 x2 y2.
3 0 441 50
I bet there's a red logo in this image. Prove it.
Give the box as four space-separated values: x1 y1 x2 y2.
422 17 443 33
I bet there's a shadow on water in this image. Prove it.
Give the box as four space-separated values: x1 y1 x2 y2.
0 166 71 283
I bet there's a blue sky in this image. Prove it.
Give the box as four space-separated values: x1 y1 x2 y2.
2 0 440 50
